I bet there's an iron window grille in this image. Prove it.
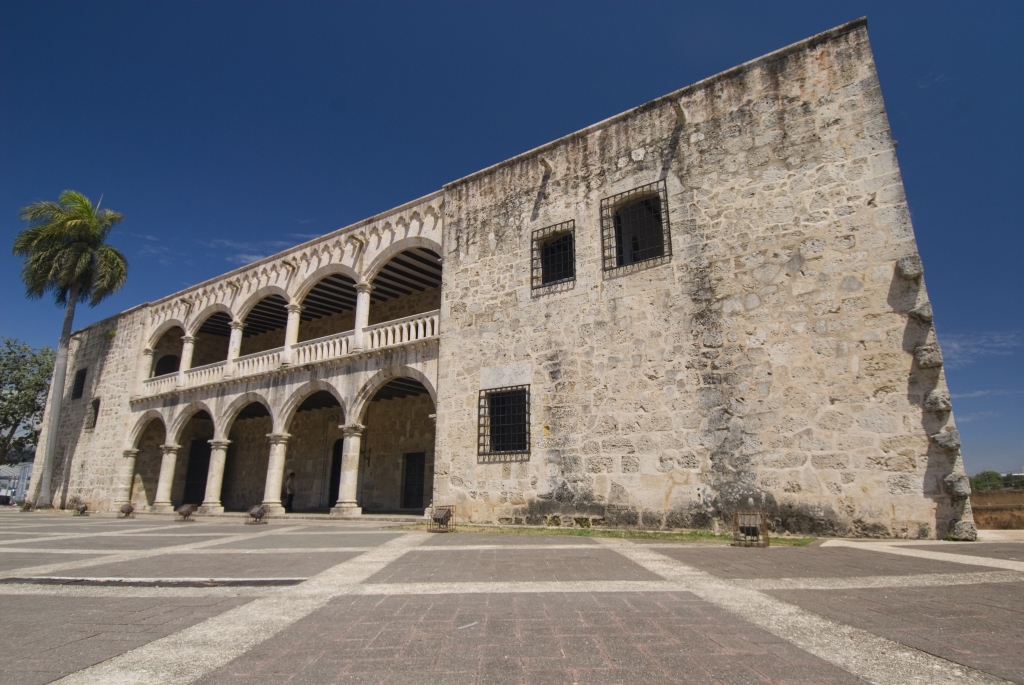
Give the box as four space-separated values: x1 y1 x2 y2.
71 368 88 399
532 220 576 289
478 385 530 458
600 180 672 272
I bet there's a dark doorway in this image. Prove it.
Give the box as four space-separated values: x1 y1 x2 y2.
329 439 343 506
402 452 425 509
182 439 211 505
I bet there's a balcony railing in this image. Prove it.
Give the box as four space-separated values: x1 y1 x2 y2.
366 310 439 350
292 330 353 365
142 373 177 395
184 360 225 387
137 309 439 399
233 347 283 378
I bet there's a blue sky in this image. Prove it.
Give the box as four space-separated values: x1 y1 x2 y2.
1 2 1021 475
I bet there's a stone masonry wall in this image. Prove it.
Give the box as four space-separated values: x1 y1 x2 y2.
434 20 973 538
360 392 436 511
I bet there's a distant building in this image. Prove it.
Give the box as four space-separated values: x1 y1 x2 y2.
0 462 32 502
28 19 975 539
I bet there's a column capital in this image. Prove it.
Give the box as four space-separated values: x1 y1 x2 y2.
267 432 291 445
286 303 303 314
229 320 245 331
208 439 232 449
355 282 373 294
340 423 365 437
161 444 180 455
122 449 139 458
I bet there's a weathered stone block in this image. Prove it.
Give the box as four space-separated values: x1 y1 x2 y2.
914 344 944 369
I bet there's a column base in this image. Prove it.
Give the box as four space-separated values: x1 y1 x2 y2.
330 504 362 516
261 502 285 514
198 504 224 514
150 503 175 513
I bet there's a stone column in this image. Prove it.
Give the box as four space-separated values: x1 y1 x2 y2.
281 303 303 366
176 335 195 388
115 449 138 507
351 283 373 352
261 433 290 514
331 423 364 516
134 348 155 397
224 321 244 378
200 439 231 514
151 444 180 512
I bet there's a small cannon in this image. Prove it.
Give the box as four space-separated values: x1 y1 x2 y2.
176 503 198 522
119 503 135 519
246 504 268 524
74 502 89 516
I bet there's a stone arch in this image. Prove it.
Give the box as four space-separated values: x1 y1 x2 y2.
350 365 437 424
237 285 293 320
148 318 187 349
127 410 166 450
187 303 236 336
362 236 443 284
293 263 362 303
278 380 347 433
168 400 217 445
218 392 274 440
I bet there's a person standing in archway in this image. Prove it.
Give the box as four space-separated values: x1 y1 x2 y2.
283 471 295 513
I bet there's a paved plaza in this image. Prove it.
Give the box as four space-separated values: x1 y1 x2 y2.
0 510 1021 685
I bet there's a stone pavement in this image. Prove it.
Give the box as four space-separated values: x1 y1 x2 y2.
0 510 1021 685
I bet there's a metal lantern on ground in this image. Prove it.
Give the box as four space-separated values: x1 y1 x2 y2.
176 503 198 522
119 503 134 518
429 505 455 533
732 510 769 548
246 504 268 524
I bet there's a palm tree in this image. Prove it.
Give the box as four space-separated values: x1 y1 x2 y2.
13 190 127 507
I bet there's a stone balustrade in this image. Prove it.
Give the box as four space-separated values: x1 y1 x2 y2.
365 310 439 350
233 347 283 378
184 360 226 387
136 311 440 400
292 330 353 365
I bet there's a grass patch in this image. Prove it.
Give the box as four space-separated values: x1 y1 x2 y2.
387 522 815 546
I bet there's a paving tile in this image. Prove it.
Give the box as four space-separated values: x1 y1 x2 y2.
421 533 597 546
210 532 399 549
365 548 661 583
195 592 867 685
0 595 249 685
71 551 358 578
903 541 1024 562
0 551 106 572
656 545 984 578
768 582 1024 684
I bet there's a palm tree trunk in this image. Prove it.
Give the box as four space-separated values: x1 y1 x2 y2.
33 285 78 507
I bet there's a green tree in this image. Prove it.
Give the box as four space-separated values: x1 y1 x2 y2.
12 190 127 505
0 339 55 464
969 471 1004 491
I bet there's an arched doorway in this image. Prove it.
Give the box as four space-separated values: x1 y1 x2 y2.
130 418 166 507
174 410 215 506
359 377 436 513
284 389 344 512
221 401 272 511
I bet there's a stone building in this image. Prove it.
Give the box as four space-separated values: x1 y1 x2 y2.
28 19 976 539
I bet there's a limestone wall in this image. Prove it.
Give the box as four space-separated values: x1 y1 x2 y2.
360 393 436 511
434 20 972 538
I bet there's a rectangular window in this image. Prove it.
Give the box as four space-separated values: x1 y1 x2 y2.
71 368 88 400
478 385 530 456
84 399 100 430
600 180 672 271
531 220 575 289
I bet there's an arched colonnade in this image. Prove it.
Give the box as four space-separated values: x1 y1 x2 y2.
120 366 437 516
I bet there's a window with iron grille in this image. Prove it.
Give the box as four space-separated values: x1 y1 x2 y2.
478 385 530 457
84 399 100 430
71 368 88 400
600 180 671 271
532 221 575 289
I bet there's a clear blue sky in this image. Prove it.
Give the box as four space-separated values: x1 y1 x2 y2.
2 2 1021 475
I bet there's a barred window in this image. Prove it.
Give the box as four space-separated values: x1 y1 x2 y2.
85 399 100 430
478 385 530 456
600 180 671 271
71 368 88 400
532 221 575 289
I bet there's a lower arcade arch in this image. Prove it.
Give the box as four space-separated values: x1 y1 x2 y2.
280 390 344 512
129 417 166 507
355 376 436 513
173 410 215 507
220 401 273 511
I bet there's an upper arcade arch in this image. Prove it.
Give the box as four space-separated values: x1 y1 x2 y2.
363 237 443 285
236 285 293 321
187 303 235 337
148 318 188 350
